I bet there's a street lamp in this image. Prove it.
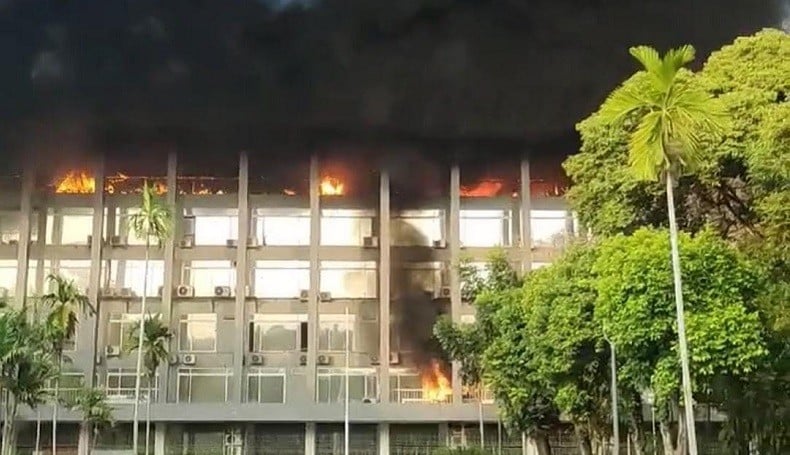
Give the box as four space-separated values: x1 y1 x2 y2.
641 390 657 455
603 332 619 455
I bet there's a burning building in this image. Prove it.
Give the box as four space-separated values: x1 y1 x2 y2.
0 142 573 454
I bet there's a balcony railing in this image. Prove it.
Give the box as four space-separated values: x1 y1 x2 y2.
391 388 452 404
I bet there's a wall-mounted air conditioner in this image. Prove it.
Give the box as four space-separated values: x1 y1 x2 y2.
249 353 264 366
363 236 379 248
298 354 308 366
158 286 164 297
167 354 179 366
109 235 126 247
247 237 261 248
180 354 197 365
299 289 309 302
101 288 117 298
317 355 331 366
369 354 380 366
86 235 93 245
433 286 452 300
179 235 195 249
432 239 447 249
319 291 332 302
176 284 194 298
104 345 121 357
389 351 401 365
226 239 238 248
362 397 378 404
215 286 232 298
119 287 134 298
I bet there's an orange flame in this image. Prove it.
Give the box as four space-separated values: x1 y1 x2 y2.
283 188 297 196
319 176 345 196
460 179 503 197
421 360 452 403
55 171 96 194
55 170 168 195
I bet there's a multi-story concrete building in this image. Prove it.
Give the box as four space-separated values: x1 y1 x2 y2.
0 143 573 454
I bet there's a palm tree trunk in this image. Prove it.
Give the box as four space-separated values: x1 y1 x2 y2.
52 352 62 455
2 392 17 455
145 385 152 455
132 240 151 453
665 173 697 455
477 384 485 449
35 408 41 455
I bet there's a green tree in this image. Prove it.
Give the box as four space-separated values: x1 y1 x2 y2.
0 305 57 455
129 315 173 455
69 387 114 454
593 229 767 455
41 274 94 455
594 44 730 455
128 181 172 451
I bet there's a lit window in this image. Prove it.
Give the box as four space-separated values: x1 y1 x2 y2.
194 215 238 245
318 314 355 352
320 261 376 298
117 260 165 297
392 210 443 246
530 210 568 247
532 262 550 270
185 261 235 296
247 368 286 403
105 368 158 401
177 367 232 403
0 212 20 245
255 209 310 246
460 210 510 247
0 260 17 297
253 261 309 298
317 368 378 403
47 209 94 245
321 209 373 246
250 314 306 352
45 260 91 292
179 313 217 352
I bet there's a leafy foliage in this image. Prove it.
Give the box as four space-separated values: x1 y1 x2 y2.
129 180 172 243
128 315 173 379
42 274 94 355
69 387 114 434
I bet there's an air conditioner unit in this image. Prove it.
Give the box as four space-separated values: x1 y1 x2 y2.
104 345 121 357
215 286 232 297
176 285 194 298
432 239 447 249
167 354 179 365
369 354 380 365
363 236 379 248
180 354 197 365
224 432 243 446
158 286 164 297
317 355 331 366
249 353 264 366
362 397 378 404
319 291 332 302
434 286 452 300
101 288 117 298
87 234 93 244
179 235 195 249
298 354 308 366
389 351 401 365
226 239 238 248
110 235 126 247
247 237 261 248
298 289 309 302
119 287 134 298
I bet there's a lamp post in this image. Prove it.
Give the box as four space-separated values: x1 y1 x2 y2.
344 305 350 455
604 333 619 455
642 390 657 455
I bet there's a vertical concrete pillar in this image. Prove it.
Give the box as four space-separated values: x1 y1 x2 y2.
377 423 390 455
233 151 250 403
378 168 390 403
519 157 532 273
449 163 462 403
81 157 105 382
305 422 317 455
154 423 166 455
14 159 34 304
159 152 178 403
34 209 47 294
307 154 320 399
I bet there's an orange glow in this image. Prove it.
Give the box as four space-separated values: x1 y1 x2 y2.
283 188 297 196
55 170 96 194
460 179 503 197
421 360 452 403
319 176 345 196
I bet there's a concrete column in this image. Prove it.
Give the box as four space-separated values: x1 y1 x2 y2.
233 152 250 402
519 157 532 273
158 152 178 403
449 163 462 403
378 169 390 403
154 423 166 455
307 154 320 399
377 423 390 455
14 160 34 304
34 209 47 294
81 157 105 383
305 422 317 455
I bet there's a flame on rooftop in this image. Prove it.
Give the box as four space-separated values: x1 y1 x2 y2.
460 179 504 198
320 176 345 196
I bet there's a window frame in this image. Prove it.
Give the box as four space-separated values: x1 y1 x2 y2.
178 313 218 353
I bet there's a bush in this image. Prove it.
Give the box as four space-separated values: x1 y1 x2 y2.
432 447 491 455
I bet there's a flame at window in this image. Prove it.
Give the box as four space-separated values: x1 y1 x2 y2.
460 179 504 198
54 171 96 194
319 176 345 196
421 359 452 403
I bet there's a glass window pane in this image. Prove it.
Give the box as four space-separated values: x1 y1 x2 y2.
123 260 164 297
392 212 442 246
259 376 285 403
321 211 373 246
0 260 17 297
194 216 238 245
179 314 217 352
258 215 309 246
531 210 568 247
254 261 309 298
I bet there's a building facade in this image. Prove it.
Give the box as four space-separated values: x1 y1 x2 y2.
0 147 574 454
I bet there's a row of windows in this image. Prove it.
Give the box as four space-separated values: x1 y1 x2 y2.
0 209 572 248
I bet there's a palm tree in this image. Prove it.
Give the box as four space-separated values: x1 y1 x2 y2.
597 45 729 455
129 181 172 452
69 386 114 455
42 274 94 455
129 315 173 455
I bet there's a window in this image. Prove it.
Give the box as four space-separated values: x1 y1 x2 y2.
253 261 309 298
530 210 568 247
194 215 238 245
47 372 85 404
45 260 91 293
532 262 550 270
47 209 94 245
460 210 510 247
120 260 164 297
317 368 378 403
185 261 235 296
399 263 442 297
0 260 16 297
0 212 20 245
179 313 217 352
107 313 157 351
177 368 232 403
320 261 376 298
255 209 310 246
321 209 373 246
247 368 286 403
460 314 476 324
318 314 355 352
105 368 158 401
392 210 443 246
250 314 306 352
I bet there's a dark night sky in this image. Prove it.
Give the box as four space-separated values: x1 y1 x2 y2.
0 0 786 161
